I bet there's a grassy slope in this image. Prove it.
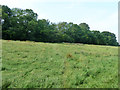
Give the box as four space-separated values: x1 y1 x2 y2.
2 40 118 88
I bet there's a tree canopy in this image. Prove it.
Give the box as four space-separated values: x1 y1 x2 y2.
2 5 119 46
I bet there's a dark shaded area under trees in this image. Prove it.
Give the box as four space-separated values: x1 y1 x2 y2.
1 5 119 46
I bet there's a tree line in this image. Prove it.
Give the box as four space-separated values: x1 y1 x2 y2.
1 5 119 46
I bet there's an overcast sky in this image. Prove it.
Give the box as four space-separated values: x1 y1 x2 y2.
1 0 119 41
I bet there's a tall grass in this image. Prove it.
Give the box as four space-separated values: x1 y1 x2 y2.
2 40 118 88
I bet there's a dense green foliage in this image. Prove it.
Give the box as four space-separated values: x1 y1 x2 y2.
2 5 119 46
2 40 118 88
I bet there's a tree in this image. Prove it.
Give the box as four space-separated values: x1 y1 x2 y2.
79 23 90 30
2 5 12 39
5 8 38 40
101 31 118 46
2 5 119 46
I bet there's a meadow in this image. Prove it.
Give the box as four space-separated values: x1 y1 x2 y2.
2 40 118 88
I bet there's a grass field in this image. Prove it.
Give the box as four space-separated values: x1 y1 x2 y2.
2 40 118 88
